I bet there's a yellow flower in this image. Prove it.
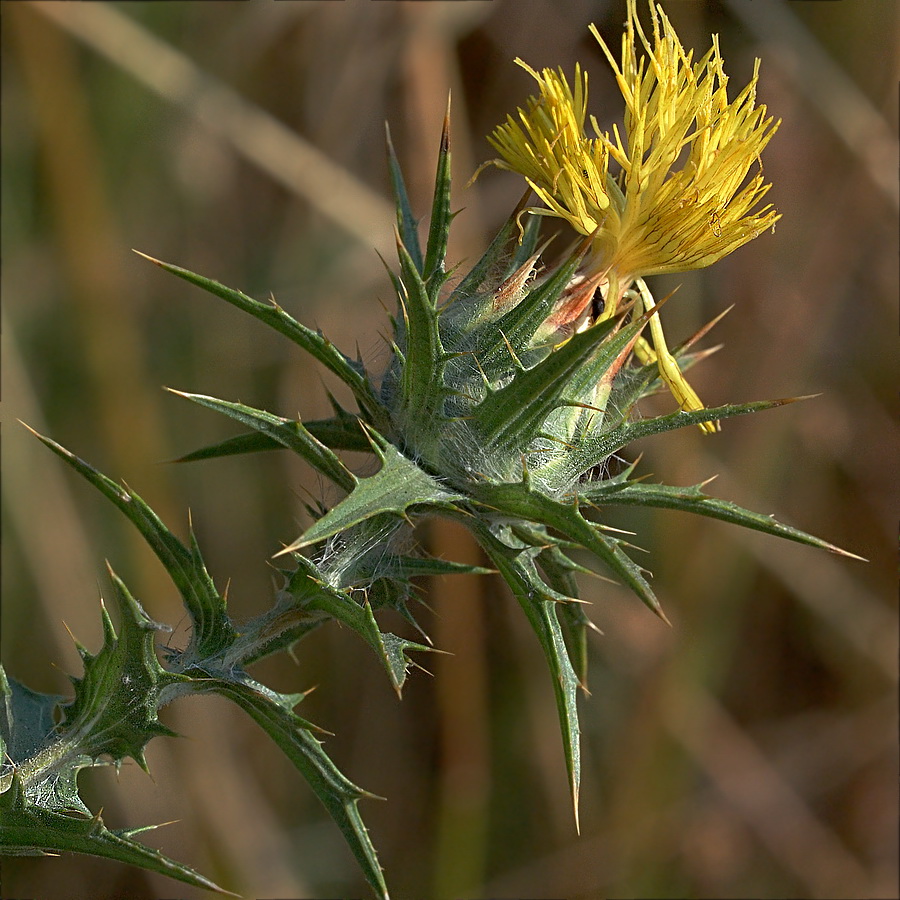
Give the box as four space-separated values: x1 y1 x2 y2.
590 0 781 281
488 62 612 238
486 0 781 432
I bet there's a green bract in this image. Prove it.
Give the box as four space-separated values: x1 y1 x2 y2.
1 111 856 899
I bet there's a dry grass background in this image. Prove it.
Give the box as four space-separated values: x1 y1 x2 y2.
1 1 897 898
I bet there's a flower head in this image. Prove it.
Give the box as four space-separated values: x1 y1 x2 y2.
486 0 781 429
590 0 781 281
488 62 613 238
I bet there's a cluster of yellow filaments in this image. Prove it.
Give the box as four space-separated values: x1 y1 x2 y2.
487 0 781 431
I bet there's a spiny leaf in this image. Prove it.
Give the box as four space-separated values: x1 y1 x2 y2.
0 777 234 895
239 618 327 668
556 601 599 695
0 666 59 777
183 677 389 898
360 553 493 642
471 244 584 377
0 668 85 816
506 206 544 273
561 397 810 485
175 430 284 462
59 568 180 769
422 97 453 296
27 427 237 658
466 519 581 830
472 480 667 622
580 478 864 559
0 656 223 894
533 541 601 692
470 313 631 460
174 413 372 462
284 556 436 695
281 434 463 554
386 122 423 274
134 252 388 431
373 556 494 579
394 235 450 451
606 329 722 422
347 547 494 598
450 191 532 302
169 390 356 493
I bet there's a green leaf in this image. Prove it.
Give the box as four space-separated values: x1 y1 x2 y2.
422 100 452 296
135 253 388 432
0 666 58 768
174 412 373 462
580 478 862 558
30 428 238 659
175 430 285 462
356 551 493 642
472 247 584 378
450 192 531 302
5 570 177 814
560 397 806 485
470 314 630 459
23 428 399 893
0 667 83 815
170 390 357 493
604 332 717 425
239 619 327 668
385 122 423 275
466 520 582 828
507 207 544 274
58 568 179 768
1 624 227 895
472 479 667 621
284 555 435 695
283 432 463 553
394 239 450 452
183 676 389 899
0 776 233 895
531 541 599 692
372 555 493 579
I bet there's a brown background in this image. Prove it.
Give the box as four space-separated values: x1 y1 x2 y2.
2 1 897 898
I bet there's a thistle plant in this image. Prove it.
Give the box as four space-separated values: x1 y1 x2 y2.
1 2 859 897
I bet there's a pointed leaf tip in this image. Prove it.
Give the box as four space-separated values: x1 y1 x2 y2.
769 393 821 406
573 780 581 835
441 93 451 151
827 544 868 562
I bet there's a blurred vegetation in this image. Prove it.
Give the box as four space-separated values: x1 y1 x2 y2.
2 1 896 898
